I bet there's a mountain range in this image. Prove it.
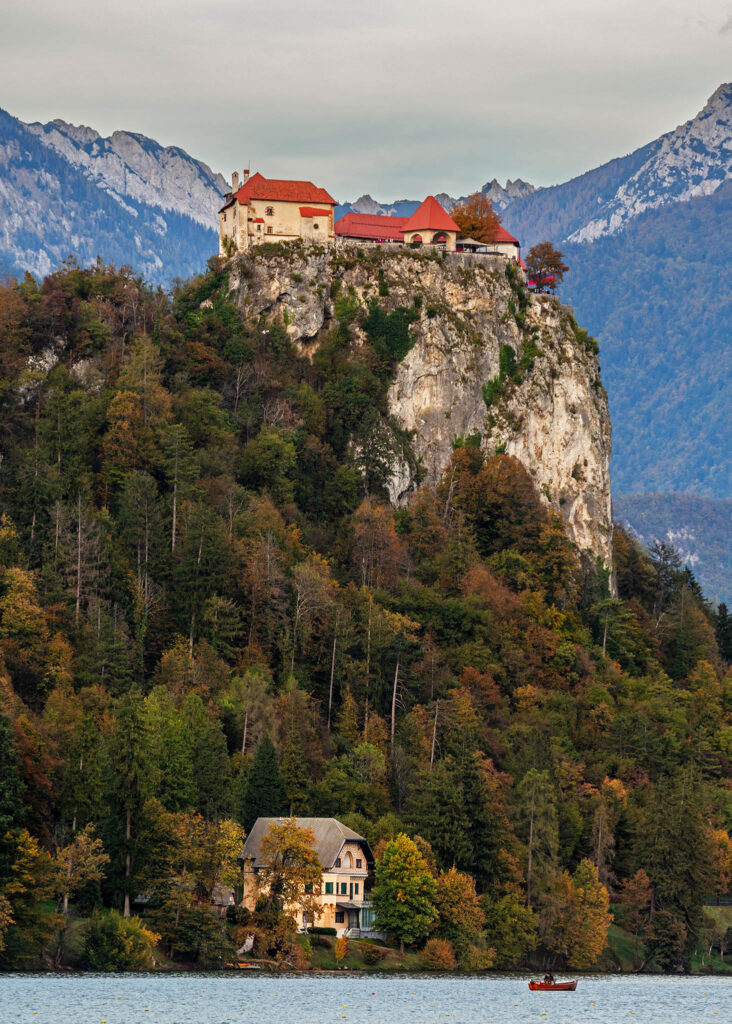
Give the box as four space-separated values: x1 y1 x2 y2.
0 86 729 599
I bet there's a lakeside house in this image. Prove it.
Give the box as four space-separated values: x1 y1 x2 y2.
240 817 382 938
219 171 337 254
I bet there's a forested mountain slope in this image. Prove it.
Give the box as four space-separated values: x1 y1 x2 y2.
0 254 728 973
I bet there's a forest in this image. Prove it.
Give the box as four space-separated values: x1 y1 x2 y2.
0 255 730 973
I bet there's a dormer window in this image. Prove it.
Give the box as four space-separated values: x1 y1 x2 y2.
266 206 274 216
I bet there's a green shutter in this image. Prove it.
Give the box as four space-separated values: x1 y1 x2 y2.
325 882 333 895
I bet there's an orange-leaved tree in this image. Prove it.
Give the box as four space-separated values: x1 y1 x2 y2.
525 242 568 292
450 192 502 243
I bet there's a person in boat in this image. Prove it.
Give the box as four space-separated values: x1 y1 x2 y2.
543 971 555 984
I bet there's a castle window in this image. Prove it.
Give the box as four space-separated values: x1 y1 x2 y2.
266 206 274 216
266 226 273 234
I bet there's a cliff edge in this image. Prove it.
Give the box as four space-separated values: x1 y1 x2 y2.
228 244 612 566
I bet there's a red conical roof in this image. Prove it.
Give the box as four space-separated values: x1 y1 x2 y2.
400 196 459 234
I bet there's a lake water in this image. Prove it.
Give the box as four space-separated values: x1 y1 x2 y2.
0 973 730 1024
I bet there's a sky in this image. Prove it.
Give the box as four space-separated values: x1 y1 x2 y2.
2 0 731 200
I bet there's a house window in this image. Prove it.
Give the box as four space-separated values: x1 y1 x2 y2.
266 226 273 234
266 206 274 216
325 882 333 895
354 883 359 895
335 911 345 924
223 212 227 222
356 859 362 869
341 883 348 895
305 882 313 893
257 224 262 231
334 858 341 868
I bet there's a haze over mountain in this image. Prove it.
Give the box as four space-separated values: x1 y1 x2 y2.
0 86 729 597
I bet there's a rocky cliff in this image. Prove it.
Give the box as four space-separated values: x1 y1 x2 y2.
227 244 612 565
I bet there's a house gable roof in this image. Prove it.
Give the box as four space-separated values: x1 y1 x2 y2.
241 817 373 870
237 172 336 206
335 211 408 241
401 195 459 234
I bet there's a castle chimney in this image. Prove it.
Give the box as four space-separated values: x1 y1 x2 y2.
242 169 250 184
231 171 239 192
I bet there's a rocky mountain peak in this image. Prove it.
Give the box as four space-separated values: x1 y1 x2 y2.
569 83 731 243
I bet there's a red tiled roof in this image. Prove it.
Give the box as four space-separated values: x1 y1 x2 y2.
252 217 264 223
335 211 408 241
490 225 520 245
236 172 336 206
299 207 332 217
401 196 459 234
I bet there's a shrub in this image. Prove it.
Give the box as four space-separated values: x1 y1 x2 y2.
153 903 234 967
361 942 387 965
421 937 457 970
335 936 349 961
290 942 310 969
463 944 495 970
226 905 251 926
82 910 159 971
308 925 337 936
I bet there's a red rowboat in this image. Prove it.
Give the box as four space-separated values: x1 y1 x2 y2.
529 980 577 991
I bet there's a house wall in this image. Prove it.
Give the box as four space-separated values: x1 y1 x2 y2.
241 839 370 937
221 199 335 254
403 229 457 252
486 241 520 261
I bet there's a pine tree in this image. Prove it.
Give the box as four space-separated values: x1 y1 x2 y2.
239 733 286 832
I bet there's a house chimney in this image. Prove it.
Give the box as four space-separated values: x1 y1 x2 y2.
242 169 250 184
231 171 239 192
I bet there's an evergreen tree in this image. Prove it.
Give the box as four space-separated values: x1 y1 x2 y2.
0 711 25 885
373 833 438 953
0 711 24 839
239 733 286 832
411 761 472 871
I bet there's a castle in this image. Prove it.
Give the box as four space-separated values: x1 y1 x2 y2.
219 171 521 261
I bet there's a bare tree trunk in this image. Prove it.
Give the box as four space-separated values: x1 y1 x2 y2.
74 494 85 625
171 473 178 552
123 808 132 918
364 594 372 731
241 708 249 755
526 795 535 908
390 652 400 750
430 701 439 770
290 595 301 674
327 615 338 732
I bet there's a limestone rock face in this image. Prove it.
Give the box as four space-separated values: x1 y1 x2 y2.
228 244 613 565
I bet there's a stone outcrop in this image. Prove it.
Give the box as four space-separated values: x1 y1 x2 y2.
228 243 613 566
